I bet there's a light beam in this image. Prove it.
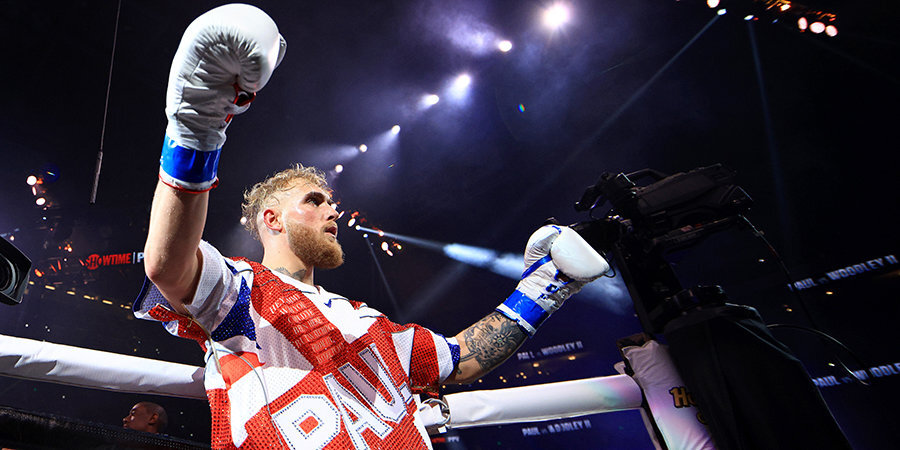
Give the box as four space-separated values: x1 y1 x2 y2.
355 226 630 313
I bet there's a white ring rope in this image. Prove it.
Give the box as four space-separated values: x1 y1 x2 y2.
437 375 643 429
0 334 205 399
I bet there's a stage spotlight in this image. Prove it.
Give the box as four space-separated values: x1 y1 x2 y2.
810 21 825 33
381 241 389 252
498 40 512 52
358 144 368 153
780 2 791 11
706 0 719 8
35 197 46 206
334 164 344 173
423 94 440 107
239 216 247 226
797 17 808 30
744 15 754 21
449 73 472 100
542 3 571 30
717 9 727 15
26 175 38 186
391 125 401 135
825 24 838 37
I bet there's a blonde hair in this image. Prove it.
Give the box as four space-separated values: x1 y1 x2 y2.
241 164 330 240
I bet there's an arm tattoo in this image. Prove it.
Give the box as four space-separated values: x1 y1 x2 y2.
460 311 527 372
273 266 307 282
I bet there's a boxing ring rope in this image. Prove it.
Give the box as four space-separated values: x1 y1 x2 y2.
418 375 643 429
0 334 205 399
0 334 713 448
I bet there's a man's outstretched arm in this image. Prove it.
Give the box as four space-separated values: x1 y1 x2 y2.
142 4 285 311
445 225 610 384
446 312 527 384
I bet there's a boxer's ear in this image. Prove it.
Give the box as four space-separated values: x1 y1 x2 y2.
262 207 284 234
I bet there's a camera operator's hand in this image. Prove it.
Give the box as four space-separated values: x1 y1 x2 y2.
496 225 610 335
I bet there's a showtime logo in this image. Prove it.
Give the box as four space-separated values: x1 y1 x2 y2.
84 252 144 270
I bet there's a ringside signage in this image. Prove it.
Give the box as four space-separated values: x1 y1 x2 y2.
83 251 144 270
788 253 898 291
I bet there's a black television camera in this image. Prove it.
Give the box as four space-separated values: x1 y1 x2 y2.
569 164 851 450
1 236 32 306
572 163 752 333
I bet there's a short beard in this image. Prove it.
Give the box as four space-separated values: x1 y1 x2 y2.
287 222 344 269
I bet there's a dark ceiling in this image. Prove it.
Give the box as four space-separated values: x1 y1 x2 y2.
0 0 898 446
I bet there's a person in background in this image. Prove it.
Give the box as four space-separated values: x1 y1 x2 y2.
122 401 167 434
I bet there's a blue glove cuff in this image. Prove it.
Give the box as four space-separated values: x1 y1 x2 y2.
496 290 550 336
159 136 221 190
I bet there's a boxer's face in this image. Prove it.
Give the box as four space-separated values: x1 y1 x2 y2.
122 403 155 432
281 182 344 269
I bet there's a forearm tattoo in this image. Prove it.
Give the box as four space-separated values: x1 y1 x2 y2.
460 311 527 372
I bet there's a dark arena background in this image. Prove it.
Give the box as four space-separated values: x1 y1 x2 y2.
1 0 898 448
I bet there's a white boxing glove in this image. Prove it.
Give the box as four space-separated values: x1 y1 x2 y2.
159 3 287 192
497 225 610 335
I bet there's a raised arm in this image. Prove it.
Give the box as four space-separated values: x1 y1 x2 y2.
142 4 286 311
144 184 208 312
445 225 610 384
